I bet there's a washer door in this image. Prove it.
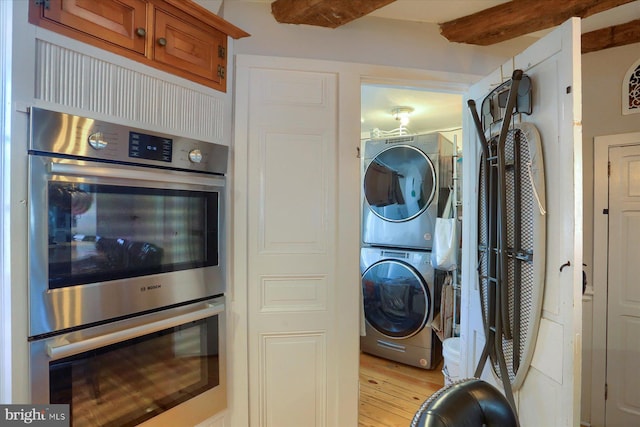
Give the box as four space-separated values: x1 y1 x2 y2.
361 259 431 339
363 145 436 222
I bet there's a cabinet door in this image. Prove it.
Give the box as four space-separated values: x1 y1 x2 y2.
153 8 226 87
43 0 148 54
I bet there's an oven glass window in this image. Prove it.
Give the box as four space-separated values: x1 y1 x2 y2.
49 317 220 427
48 183 218 288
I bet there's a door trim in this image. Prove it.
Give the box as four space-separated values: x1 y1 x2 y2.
0 0 10 403
230 54 476 427
592 131 640 426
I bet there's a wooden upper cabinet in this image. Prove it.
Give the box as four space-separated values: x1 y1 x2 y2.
29 0 250 92
41 0 148 54
153 8 226 87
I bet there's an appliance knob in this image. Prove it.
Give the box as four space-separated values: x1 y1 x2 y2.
188 149 203 163
88 132 108 150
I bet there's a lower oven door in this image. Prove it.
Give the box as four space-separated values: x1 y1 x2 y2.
29 297 226 427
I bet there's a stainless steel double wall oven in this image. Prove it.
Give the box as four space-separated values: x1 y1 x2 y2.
27 108 228 426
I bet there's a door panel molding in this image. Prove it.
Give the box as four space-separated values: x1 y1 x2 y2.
259 332 327 427
591 131 640 426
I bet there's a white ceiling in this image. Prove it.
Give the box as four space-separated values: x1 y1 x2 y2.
360 85 463 138
369 0 509 24
370 0 640 33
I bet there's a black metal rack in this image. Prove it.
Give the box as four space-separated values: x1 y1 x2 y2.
467 70 533 419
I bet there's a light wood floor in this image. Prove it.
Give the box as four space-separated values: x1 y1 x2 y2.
358 352 444 427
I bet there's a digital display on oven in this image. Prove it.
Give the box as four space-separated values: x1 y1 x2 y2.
129 132 173 162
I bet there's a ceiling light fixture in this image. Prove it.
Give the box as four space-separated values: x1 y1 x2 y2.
370 106 415 139
391 106 414 127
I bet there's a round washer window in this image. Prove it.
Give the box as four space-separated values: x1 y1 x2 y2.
361 259 431 339
363 145 436 222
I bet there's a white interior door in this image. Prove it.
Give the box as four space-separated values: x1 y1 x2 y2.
606 143 640 426
231 55 361 427
247 68 337 427
460 18 582 427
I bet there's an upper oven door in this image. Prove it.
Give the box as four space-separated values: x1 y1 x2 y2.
28 155 226 337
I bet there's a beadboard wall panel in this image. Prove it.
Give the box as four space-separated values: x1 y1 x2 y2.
35 40 224 143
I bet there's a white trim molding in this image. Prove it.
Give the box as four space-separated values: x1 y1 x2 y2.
34 39 225 144
591 131 640 426
0 0 12 404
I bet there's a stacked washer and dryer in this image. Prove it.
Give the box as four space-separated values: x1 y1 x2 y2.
360 133 454 369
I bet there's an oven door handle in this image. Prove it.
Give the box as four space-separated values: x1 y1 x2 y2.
48 162 225 187
46 301 224 361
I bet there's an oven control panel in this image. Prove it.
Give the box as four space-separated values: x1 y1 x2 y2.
29 107 228 175
129 131 173 163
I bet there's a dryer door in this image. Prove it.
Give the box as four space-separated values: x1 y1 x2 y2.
363 145 436 222
361 259 431 339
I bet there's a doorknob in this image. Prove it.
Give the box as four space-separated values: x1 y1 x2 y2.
157 37 167 47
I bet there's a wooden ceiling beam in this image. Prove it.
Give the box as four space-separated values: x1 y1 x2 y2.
271 0 396 28
440 0 637 46
582 19 640 53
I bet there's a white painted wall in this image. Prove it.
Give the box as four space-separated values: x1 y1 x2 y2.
581 42 640 426
582 43 640 294
220 2 535 77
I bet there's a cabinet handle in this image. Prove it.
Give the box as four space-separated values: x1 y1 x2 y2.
157 37 167 47
135 27 146 37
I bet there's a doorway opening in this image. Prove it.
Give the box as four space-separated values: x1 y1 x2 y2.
358 83 463 427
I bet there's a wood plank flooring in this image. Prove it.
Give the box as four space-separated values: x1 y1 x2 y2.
358 352 444 427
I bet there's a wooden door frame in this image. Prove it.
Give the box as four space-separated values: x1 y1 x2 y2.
592 131 640 426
